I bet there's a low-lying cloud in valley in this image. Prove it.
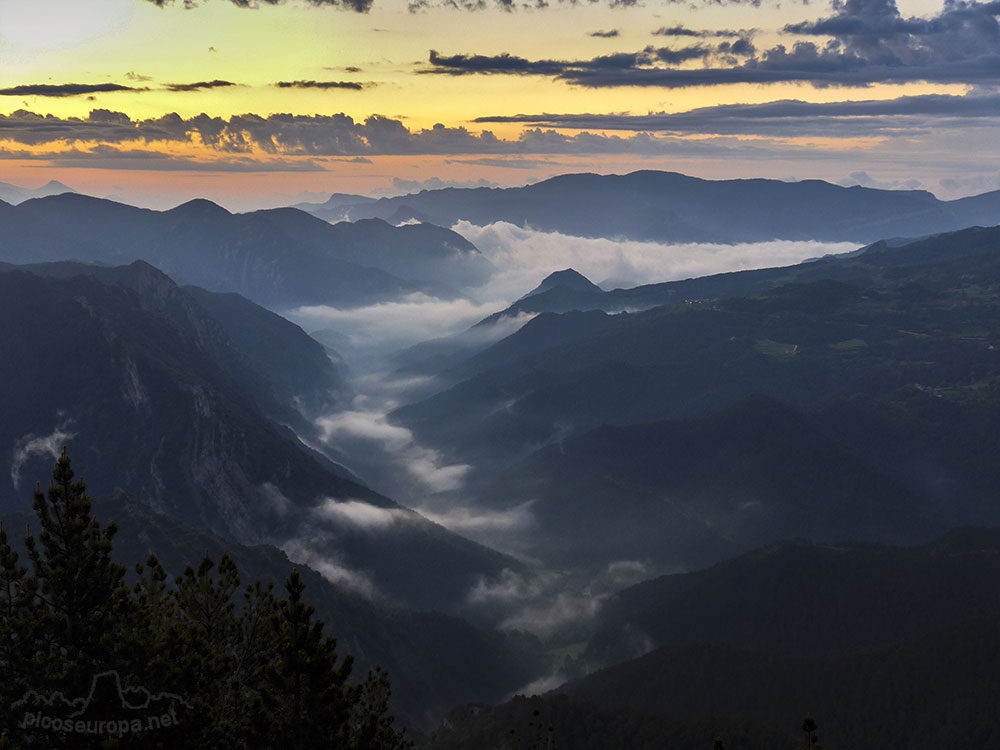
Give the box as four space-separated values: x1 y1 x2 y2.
286 223 860 615
289 224 858 365
455 221 859 302
292 293 511 352
312 497 414 530
316 407 472 493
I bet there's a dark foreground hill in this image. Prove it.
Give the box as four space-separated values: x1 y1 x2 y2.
588 528 1000 665
302 169 1000 244
428 529 1000 749
560 617 1000 750
428 694 798 750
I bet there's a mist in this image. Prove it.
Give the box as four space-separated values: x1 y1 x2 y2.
280 223 864 634
453 221 860 303
286 222 859 373
11 424 76 489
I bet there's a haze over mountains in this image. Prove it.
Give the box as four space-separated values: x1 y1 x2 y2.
0 179 74 205
299 170 1000 244
2 169 1000 745
0 193 488 308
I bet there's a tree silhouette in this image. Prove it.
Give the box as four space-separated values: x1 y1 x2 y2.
802 715 819 750
0 451 411 749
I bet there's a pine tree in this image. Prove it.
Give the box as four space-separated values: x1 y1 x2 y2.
0 452 412 750
350 666 413 750
171 554 244 749
258 569 356 750
22 449 130 693
0 520 32 735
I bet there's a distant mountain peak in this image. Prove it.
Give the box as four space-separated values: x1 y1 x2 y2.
40 180 74 193
169 198 231 218
522 268 602 299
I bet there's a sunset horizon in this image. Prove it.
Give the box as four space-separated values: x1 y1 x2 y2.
3 0 999 209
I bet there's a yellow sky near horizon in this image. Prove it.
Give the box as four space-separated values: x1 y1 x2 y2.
0 0 996 205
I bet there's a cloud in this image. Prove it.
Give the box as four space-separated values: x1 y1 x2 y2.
0 107 862 162
466 559 653 638
20 144 328 172
291 228 857 366
409 0 759 10
293 293 511 347
275 80 371 91
838 171 923 190
317 409 414 450
412 500 539 555
0 83 141 98
426 50 569 75
426 0 1000 88
311 497 414 529
588 29 620 38
452 221 860 301
260 482 292 517
424 41 759 79
471 92 1000 138
404 455 473 493
313 406 472 492
11 424 76 489
652 25 744 37
0 108 681 157
145 0 373 13
938 172 1000 197
280 537 380 599
164 80 237 92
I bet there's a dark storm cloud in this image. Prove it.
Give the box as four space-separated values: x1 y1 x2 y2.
471 92 1000 137
275 80 370 90
164 79 238 92
588 29 620 38
144 0 373 12
427 0 1000 88
0 83 142 98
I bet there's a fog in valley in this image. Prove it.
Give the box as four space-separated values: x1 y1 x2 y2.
278 222 859 647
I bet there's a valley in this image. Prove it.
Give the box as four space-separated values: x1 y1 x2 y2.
1 171 999 747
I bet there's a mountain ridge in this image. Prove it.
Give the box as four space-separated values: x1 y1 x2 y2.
299 170 1000 244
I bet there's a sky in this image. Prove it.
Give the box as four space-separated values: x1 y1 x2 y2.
1 0 999 208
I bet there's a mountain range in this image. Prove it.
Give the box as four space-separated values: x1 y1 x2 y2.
5 175 1000 746
0 179 74 205
299 170 1000 243
0 193 489 308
